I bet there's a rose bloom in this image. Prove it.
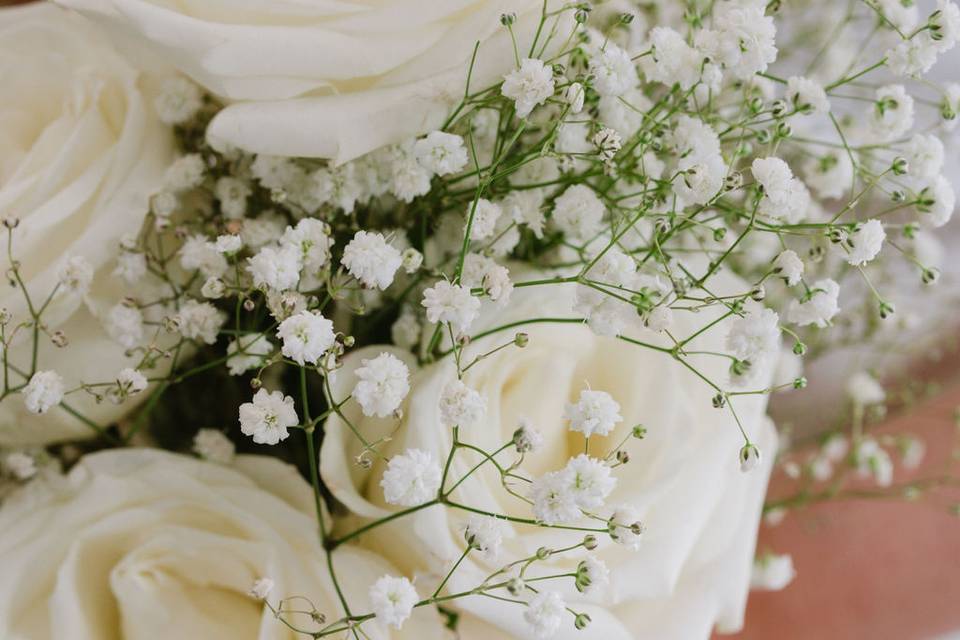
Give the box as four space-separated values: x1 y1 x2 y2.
0 449 443 639
58 0 573 163
0 4 174 445
322 272 777 638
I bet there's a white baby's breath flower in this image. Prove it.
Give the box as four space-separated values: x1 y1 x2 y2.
214 234 243 254
247 244 302 292
276 310 336 366
564 389 622 437
352 352 410 418
180 235 228 279
154 76 203 125
238 388 298 445
391 311 421 350
750 553 795 591
845 219 885 266
608 505 645 550
369 575 418 630
513 417 544 453
501 58 554 119
466 198 503 241
787 278 840 327
113 252 147 285
462 515 505 560
342 231 402 290
786 76 829 114
248 577 274 600
413 131 467 175
105 303 144 349
421 281 481 335
869 85 915 142
176 300 226 345
751 157 810 224
773 250 804 286
201 277 226 299
589 43 637 97
552 185 605 241
524 591 565 639
192 429 235 464
226 333 273 375
4 451 37 481
215 176 252 219
281 218 333 275
576 556 610 595
163 153 206 192
846 371 885 406
23 371 65 415
563 454 616 509
401 248 423 274
57 255 94 295
726 307 781 365
529 471 580 524
116 368 147 396
439 379 486 429
380 448 441 506
855 438 893 487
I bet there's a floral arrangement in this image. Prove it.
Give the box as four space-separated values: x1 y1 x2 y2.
1 0 959 638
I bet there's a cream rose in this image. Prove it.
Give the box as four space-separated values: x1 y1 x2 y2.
0 449 445 640
57 0 572 164
321 274 777 639
0 4 174 445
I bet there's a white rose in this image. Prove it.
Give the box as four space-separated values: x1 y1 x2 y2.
0 4 174 446
0 449 445 639
57 0 573 163
322 273 777 639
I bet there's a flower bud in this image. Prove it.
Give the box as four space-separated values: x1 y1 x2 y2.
739 443 761 472
574 613 592 630
583 534 598 550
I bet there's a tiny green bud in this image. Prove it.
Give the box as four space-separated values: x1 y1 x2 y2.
536 546 552 560
631 424 647 439
500 12 516 25
574 613 592 630
514 332 529 347
616 449 630 464
793 376 807 389
922 267 940 285
712 393 726 409
583 534 599 550
879 300 896 319
342 335 356 348
793 341 807 355
750 284 766 301
713 226 728 242
892 156 909 175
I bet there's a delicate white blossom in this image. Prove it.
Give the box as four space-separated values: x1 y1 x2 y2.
23 371 64 415
352 352 410 418
238 389 298 445
380 449 441 506
342 231 402 290
369 575 418 630
276 311 336 366
564 389 622 437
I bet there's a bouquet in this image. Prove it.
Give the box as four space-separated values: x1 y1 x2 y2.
1 0 958 638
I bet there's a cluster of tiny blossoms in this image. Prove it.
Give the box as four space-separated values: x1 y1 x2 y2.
4 0 960 635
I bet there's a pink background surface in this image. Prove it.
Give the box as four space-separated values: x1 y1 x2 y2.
724 379 960 640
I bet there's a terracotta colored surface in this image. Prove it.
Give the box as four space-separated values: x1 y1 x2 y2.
723 381 960 640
